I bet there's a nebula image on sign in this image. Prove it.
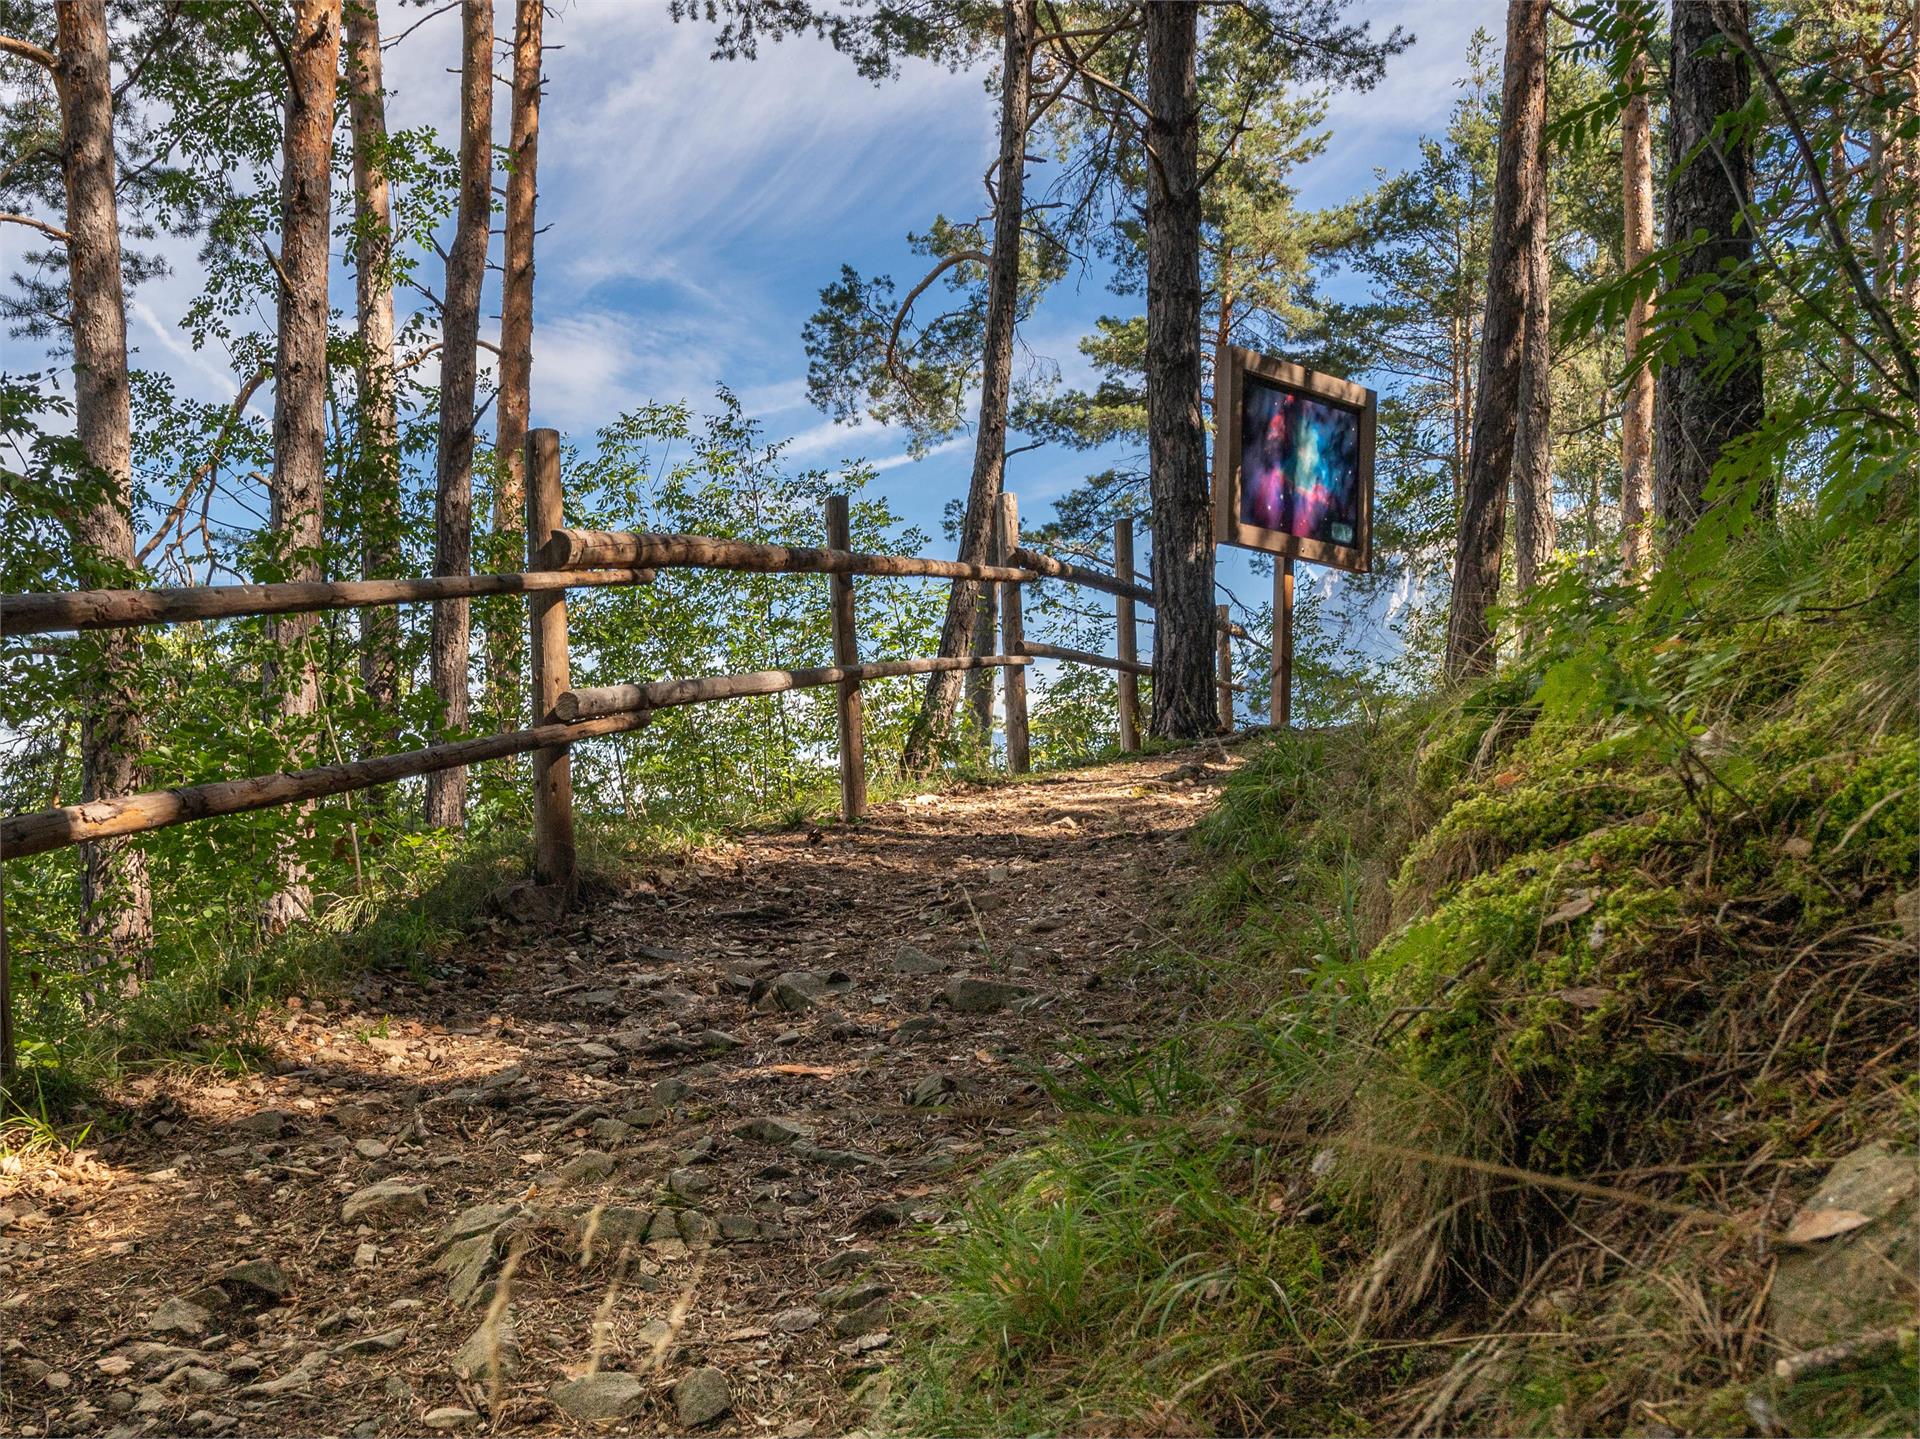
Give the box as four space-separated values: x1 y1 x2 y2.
1238 375 1362 549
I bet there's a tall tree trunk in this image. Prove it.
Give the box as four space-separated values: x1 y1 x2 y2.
261 0 342 931
1444 0 1547 680
1653 0 1765 540
425 0 492 827
56 0 154 966
900 0 1034 773
1143 0 1216 738
489 0 542 732
345 0 401 719
1512 82 1553 603
1619 32 1656 573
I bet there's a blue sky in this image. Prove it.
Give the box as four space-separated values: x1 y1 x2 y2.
5 0 1499 688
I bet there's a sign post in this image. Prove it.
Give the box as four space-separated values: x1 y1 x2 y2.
1212 344 1376 730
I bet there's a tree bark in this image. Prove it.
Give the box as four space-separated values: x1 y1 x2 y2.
425 0 493 828
1652 0 1765 541
261 0 342 931
345 0 401 718
899 0 1033 773
1619 31 1655 574
1144 0 1216 736
1512 57 1553 603
488 0 542 732
1444 0 1547 680
55 0 154 964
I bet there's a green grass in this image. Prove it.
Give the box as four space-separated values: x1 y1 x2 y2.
884 515 1919 1436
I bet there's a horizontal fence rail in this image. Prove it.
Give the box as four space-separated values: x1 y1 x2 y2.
1018 639 1151 677
0 568 654 638
0 428 1269 1079
555 655 1029 722
540 529 1032 583
0 710 653 859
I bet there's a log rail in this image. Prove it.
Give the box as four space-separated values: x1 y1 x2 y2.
1 427 1259 1073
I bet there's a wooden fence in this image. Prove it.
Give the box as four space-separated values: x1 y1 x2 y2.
0 429 1269 1073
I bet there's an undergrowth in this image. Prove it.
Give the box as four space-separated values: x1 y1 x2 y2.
891 515 1918 1437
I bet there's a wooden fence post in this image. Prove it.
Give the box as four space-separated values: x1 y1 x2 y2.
1114 517 1140 752
997 492 1030 774
1 865 12 1085
1272 556 1293 729
1216 603 1233 734
527 428 576 893
825 495 867 822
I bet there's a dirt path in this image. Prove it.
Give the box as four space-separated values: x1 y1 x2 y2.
0 746 1238 1438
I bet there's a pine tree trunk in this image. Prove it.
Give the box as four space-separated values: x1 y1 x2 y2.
261 0 342 931
899 0 1033 774
345 0 401 719
1619 35 1656 573
1143 0 1216 738
489 0 543 732
1653 0 1765 540
425 0 492 828
1512 80 1553 602
56 0 154 966
1444 0 1547 680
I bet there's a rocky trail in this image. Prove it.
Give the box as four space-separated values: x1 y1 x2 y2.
0 747 1240 1438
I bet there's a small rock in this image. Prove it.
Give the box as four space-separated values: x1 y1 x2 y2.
341 1180 428 1224
589 1118 633 1147
436 1203 519 1251
451 1315 521 1381
149 1298 213 1338
820 1280 890 1311
423 1407 480 1432
772 1306 821 1334
796 1142 882 1170
635 1317 675 1350
668 1167 713 1199
216 1259 290 1310
732 1116 813 1146
353 1137 390 1160
337 1327 407 1355
943 976 1035 1013
673 1367 732 1428
549 1372 646 1423
818 1248 875 1278
233 1109 292 1138
891 945 948 975
652 1077 690 1107
577 1042 619 1061
834 1297 890 1337
694 1029 743 1051
1772 1142 1920 1351
557 1151 616 1185
909 1072 960 1107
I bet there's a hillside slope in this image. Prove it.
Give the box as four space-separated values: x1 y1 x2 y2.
895 524 1918 1436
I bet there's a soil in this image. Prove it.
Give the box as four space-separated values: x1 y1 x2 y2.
0 746 1239 1438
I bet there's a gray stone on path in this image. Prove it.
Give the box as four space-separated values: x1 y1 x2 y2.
892 945 948 975
557 1150 617 1184
233 1109 292 1138
669 1166 713 1199
909 1072 960 1107
216 1258 290 1309
437 1203 520 1251
341 1179 428 1223
451 1314 521 1380
549 1372 646 1423
673 1367 732 1428
732 1116 814 1146
337 1327 407 1355
834 1297 891 1337
772 1306 821 1334
149 1298 213 1338
942 976 1035 1013
423 1407 480 1431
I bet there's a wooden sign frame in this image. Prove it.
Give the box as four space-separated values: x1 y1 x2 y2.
1212 344 1376 575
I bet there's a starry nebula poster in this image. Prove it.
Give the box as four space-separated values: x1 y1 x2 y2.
1238 376 1362 550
